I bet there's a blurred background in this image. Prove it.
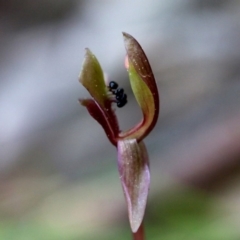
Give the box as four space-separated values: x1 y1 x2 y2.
1 0 240 239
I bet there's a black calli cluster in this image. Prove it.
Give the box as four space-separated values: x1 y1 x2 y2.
108 81 127 108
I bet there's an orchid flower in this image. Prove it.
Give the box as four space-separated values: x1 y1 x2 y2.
78 33 159 237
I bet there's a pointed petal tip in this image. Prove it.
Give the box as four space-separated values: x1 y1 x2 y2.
131 219 143 233
122 32 130 37
122 32 133 43
78 49 90 83
81 48 90 63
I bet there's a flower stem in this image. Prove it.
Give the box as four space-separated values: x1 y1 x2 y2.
132 222 145 240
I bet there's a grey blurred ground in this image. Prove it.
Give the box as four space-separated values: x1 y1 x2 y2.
0 0 240 239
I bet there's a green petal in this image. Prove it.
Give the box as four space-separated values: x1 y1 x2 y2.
117 139 150 233
79 49 120 145
79 48 109 108
120 33 159 141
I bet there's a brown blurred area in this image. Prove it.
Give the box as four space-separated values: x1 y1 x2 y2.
0 0 240 239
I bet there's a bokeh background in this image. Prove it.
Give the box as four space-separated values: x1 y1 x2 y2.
1 0 240 239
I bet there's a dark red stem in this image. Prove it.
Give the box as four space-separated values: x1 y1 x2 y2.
132 222 145 240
